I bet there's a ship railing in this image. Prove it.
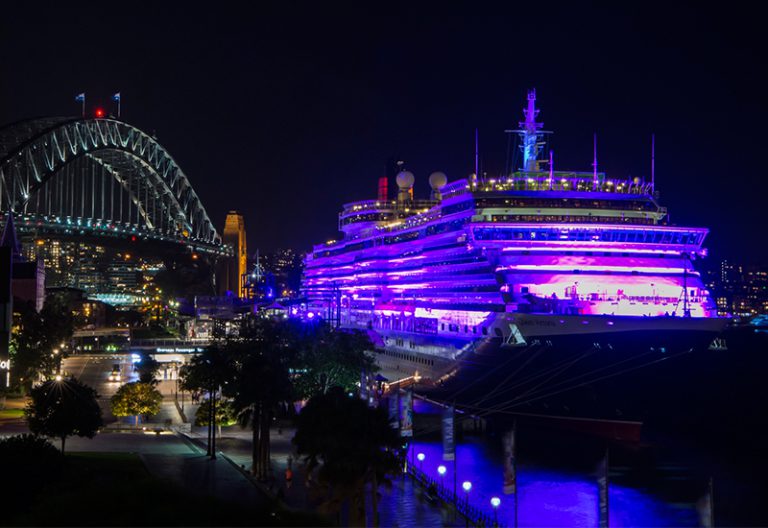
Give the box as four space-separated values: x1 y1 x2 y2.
442 173 654 199
340 199 437 216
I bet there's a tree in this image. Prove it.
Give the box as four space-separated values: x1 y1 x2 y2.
135 351 161 384
10 298 74 392
221 317 295 480
292 325 377 399
293 387 403 526
0 434 63 511
25 377 103 453
111 382 162 426
179 344 236 456
194 398 237 438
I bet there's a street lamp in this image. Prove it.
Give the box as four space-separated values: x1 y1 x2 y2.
462 481 472 528
491 496 501 526
437 465 447 496
417 452 425 473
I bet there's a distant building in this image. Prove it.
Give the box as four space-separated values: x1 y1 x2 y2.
2 213 45 311
710 259 768 317
217 211 247 298
257 248 303 299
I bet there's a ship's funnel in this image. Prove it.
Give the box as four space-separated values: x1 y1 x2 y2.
396 171 415 204
428 171 447 200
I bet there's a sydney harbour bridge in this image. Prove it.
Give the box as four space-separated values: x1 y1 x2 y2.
0 116 229 297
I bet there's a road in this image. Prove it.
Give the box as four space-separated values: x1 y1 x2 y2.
62 353 139 422
61 352 184 426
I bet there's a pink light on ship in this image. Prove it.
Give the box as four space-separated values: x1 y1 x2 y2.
499 264 692 274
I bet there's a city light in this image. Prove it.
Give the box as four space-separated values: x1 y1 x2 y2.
462 481 472 492
491 496 501 508
437 465 447 476
417 453 425 462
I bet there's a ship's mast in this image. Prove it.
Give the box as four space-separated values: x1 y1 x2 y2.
506 89 551 172
521 90 544 171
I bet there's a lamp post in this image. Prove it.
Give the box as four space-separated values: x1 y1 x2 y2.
491 496 501 527
417 452 425 474
438 465 447 497
462 481 472 528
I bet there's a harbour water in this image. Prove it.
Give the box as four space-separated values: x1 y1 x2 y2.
401 437 700 527
371 326 766 527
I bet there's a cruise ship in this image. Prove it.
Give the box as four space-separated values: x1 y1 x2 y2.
302 90 728 429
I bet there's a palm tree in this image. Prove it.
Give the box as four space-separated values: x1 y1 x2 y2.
226 318 294 480
293 387 403 527
231 348 292 480
179 344 236 457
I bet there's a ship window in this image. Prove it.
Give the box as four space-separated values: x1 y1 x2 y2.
482 327 488 335
441 323 445 331
464 326 468 333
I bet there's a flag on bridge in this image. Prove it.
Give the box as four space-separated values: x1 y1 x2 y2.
112 92 122 117
75 93 85 117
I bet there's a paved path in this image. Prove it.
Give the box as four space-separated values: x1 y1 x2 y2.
188 424 452 526
66 432 268 508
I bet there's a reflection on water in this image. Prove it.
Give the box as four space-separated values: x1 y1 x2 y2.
406 440 698 527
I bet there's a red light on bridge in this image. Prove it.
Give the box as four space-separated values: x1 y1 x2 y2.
95 108 105 118
130 235 137 242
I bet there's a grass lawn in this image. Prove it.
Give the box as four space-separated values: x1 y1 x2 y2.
0 408 24 419
3 452 327 527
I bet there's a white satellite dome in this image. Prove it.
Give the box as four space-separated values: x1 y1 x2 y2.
396 171 415 188
428 171 447 189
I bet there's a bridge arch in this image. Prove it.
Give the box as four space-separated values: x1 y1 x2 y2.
0 117 223 253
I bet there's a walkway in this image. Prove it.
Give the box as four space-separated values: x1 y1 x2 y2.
187 422 452 527
65 432 268 508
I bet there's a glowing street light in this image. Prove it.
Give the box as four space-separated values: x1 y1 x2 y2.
416 452 425 470
491 496 501 525
462 481 472 528
54 374 63 382
438 464 447 476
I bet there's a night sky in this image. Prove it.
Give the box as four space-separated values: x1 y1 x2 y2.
1 3 765 263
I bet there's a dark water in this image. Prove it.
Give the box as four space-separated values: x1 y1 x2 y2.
401 327 768 527
406 439 699 527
